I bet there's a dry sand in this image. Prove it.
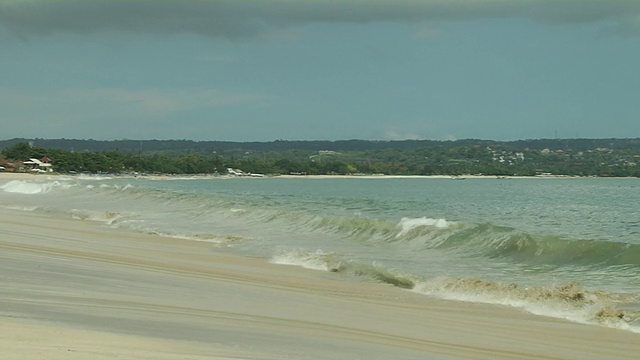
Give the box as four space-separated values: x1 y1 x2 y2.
2 186 640 359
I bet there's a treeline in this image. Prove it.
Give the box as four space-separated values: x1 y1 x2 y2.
1 142 221 174
2 140 639 177
2 137 640 156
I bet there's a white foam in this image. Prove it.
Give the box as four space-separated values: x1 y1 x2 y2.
121 184 134 191
412 279 638 333
397 217 450 237
49 176 75 181
70 209 124 225
271 249 340 272
0 180 71 194
142 230 243 247
77 175 113 180
97 183 134 191
3 205 39 212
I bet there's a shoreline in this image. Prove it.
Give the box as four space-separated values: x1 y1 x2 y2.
2 171 637 182
1 205 640 358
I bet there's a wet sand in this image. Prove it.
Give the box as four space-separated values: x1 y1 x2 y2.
1 204 640 359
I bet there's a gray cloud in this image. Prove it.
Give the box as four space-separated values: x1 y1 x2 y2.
1 0 640 38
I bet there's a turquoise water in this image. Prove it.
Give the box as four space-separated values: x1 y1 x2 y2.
2 175 639 331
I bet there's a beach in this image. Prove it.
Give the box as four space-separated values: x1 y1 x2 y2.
1 175 639 359
2 172 640 359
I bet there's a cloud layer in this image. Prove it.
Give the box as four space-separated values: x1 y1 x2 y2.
2 0 640 38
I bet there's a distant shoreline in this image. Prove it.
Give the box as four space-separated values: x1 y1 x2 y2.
2 172 637 181
3 138 638 178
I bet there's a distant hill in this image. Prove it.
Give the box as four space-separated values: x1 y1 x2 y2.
1 137 639 155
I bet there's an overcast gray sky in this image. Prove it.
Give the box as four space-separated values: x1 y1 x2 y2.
1 0 639 141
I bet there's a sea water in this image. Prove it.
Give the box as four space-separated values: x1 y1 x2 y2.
2 175 639 331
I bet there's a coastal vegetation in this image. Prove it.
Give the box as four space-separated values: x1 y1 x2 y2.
1 138 639 177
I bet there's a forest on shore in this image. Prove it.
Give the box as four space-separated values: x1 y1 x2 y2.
1 138 639 177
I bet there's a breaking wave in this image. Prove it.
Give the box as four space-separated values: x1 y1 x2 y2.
0 179 73 194
70 209 128 226
259 212 640 269
271 249 342 272
270 250 415 288
397 216 450 237
413 277 640 333
271 249 640 332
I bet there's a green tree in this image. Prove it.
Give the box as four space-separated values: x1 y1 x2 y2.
1 142 34 160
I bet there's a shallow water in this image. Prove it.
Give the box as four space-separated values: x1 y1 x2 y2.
2 175 639 331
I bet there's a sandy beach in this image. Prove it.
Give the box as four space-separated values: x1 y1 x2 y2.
1 174 640 359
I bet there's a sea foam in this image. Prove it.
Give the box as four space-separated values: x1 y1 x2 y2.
412 277 640 333
271 249 341 272
77 175 113 180
0 180 71 194
396 217 450 238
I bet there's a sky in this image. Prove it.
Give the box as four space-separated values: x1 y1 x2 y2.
1 0 640 142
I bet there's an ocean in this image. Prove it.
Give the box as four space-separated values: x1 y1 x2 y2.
2 175 639 332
